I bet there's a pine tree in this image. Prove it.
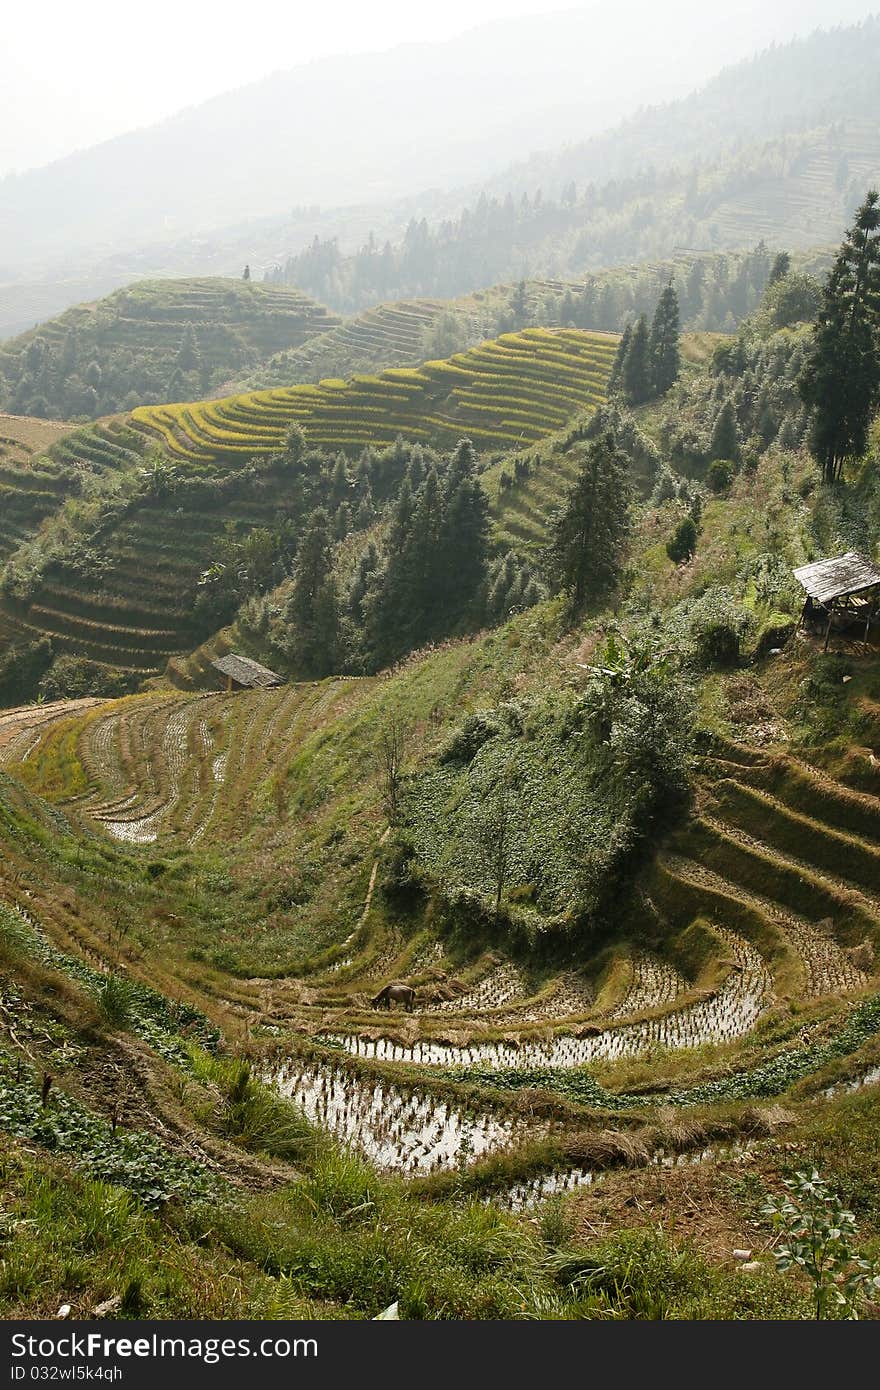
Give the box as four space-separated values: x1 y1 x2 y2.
348 542 380 623
284 509 339 677
331 452 349 501
176 323 200 374
438 439 489 621
607 324 632 395
709 398 740 463
648 282 681 395
354 484 375 530
620 315 652 405
545 432 632 613
799 190 880 483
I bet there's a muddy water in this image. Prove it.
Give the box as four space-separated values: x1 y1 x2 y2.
329 935 771 1070
268 1058 519 1172
499 1140 753 1210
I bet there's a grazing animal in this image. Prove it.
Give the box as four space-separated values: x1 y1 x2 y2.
371 983 416 1012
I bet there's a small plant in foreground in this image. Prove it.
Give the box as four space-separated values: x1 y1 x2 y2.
762 1169 880 1319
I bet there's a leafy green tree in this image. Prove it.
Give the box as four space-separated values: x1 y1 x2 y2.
758 272 821 331
283 508 340 677
768 250 791 285
648 282 681 394
799 189 880 483
545 432 632 613
763 1170 880 1320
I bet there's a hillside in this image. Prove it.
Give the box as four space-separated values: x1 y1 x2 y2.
0 328 615 681
276 119 879 312
0 278 340 420
9 6 867 277
2 369 880 1315
133 327 616 460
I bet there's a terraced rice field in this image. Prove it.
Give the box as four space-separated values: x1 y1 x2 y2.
132 328 617 461
252 299 451 388
270 1059 519 1173
6 687 878 1192
7 680 371 847
0 412 75 467
0 420 320 676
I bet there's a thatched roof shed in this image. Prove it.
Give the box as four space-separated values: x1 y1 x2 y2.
793 553 880 604
211 653 284 691
793 552 880 650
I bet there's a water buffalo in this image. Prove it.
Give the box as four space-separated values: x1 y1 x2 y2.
371 983 416 1012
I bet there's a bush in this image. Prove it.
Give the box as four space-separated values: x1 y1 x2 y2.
666 516 697 564
39 657 138 702
684 587 752 667
706 458 735 493
438 712 502 764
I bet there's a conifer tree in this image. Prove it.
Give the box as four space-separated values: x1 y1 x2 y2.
620 315 652 405
799 190 880 483
438 439 489 619
284 509 339 677
176 323 200 374
348 542 380 624
709 398 740 462
607 323 632 395
545 432 632 613
649 282 681 395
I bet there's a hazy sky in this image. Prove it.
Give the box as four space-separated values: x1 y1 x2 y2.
3 0 875 176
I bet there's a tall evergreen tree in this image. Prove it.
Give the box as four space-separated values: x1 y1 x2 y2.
438 438 489 619
176 323 200 373
607 323 632 395
348 541 380 624
648 282 681 395
545 432 632 613
709 398 741 462
620 315 652 405
284 509 339 677
799 190 880 483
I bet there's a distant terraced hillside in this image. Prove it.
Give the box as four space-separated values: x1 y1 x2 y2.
242 285 530 391
133 327 617 460
247 299 451 389
0 278 340 420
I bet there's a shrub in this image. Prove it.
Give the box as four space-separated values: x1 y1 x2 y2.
666 515 697 564
685 586 752 667
763 1169 880 1319
438 712 502 764
706 458 735 493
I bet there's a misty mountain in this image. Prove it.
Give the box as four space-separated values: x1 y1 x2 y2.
0 1 872 278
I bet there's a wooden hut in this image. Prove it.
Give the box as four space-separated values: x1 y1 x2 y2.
211 653 285 693
793 552 880 651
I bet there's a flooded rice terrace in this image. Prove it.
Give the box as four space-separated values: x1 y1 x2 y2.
269 1058 520 1172
328 935 771 1070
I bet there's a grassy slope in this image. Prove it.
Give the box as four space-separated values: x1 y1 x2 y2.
0 278 341 419
2 339 880 1317
0 327 614 677
132 327 616 460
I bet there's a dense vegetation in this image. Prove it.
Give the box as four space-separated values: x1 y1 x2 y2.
0 279 339 420
1 183 880 1323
